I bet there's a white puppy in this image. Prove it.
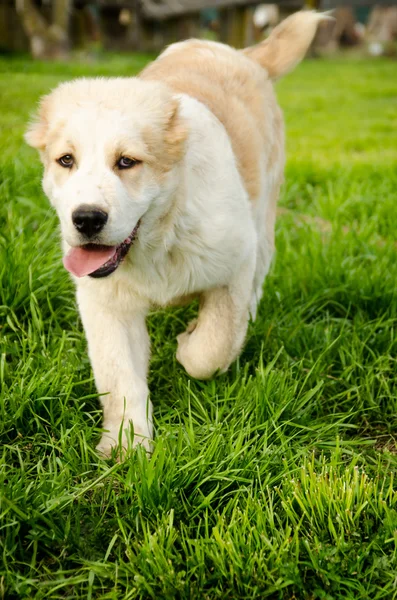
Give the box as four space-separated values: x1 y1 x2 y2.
26 12 328 456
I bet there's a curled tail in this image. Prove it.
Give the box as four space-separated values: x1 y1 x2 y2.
242 11 334 80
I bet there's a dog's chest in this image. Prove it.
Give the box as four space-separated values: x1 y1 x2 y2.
127 239 235 307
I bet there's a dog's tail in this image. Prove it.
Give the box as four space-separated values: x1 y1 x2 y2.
242 11 333 80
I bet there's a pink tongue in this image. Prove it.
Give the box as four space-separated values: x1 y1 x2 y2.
63 246 117 277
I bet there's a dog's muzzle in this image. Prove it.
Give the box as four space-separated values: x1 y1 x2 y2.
63 221 140 278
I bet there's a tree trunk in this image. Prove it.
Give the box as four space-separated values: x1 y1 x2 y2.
15 0 71 59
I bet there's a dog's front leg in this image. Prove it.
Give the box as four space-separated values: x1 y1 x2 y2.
176 253 256 380
77 287 152 457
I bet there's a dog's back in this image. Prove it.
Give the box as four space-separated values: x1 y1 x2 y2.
141 39 278 202
141 12 330 203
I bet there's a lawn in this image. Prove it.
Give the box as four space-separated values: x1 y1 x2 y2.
0 54 396 599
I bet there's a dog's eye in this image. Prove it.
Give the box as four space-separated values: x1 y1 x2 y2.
57 154 74 168
117 156 140 170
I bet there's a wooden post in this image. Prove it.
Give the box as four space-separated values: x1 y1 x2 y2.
220 6 246 48
242 6 255 47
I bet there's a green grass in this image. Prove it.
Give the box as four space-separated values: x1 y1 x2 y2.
0 54 397 599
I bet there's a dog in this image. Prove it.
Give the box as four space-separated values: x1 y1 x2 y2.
26 12 329 456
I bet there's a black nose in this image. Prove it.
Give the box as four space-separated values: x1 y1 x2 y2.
72 206 108 238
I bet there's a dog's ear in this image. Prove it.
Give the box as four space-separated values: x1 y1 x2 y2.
144 95 187 171
25 95 52 151
243 11 334 80
163 98 187 164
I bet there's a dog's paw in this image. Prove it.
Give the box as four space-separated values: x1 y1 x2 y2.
176 321 220 380
96 422 152 459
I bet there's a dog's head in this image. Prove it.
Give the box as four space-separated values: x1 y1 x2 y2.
26 78 186 278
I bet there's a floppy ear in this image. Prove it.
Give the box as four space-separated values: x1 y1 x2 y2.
163 98 188 164
243 11 334 80
25 95 52 151
144 95 187 171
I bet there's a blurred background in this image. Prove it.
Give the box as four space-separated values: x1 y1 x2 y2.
1 0 396 60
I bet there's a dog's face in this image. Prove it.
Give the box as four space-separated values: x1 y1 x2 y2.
26 78 186 278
